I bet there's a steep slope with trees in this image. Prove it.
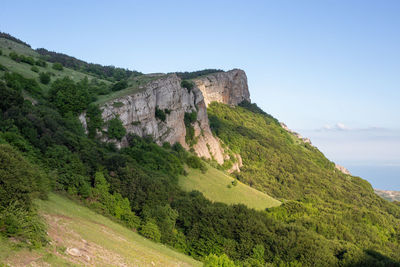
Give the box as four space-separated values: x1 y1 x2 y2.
1 33 400 266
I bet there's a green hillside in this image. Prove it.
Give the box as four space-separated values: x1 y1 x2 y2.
207 101 400 263
1 33 400 266
179 164 280 210
0 38 111 90
0 193 201 266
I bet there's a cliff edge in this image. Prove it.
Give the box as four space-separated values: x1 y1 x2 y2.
80 69 250 167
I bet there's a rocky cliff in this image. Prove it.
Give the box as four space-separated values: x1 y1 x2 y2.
193 69 250 107
80 69 250 167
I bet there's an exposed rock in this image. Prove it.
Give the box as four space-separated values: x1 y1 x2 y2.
66 247 82 257
80 70 251 166
335 164 351 175
193 69 250 106
228 153 243 173
280 122 313 145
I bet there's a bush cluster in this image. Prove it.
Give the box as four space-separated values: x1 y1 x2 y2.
155 107 167 122
52 62 63 71
181 80 194 91
184 111 197 146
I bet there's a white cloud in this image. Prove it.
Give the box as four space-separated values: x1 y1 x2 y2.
319 123 390 132
322 122 349 131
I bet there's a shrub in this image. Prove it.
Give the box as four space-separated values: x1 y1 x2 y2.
184 111 197 125
184 111 197 146
107 116 126 140
48 77 90 114
39 72 51 84
0 144 48 209
21 56 35 65
0 49 2 55
155 107 166 122
0 202 47 247
181 80 194 91
31 66 39 73
203 254 236 267
112 102 124 108
111 80 128 91
35 59 47 67
4 72 42 96
52 62 63 71
186 155 207 173
139 220 161 242
0 63 7 71
9 51 20 61
232 180 238 186
86 104 104 139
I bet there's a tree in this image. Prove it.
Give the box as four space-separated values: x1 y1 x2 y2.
107 116 126 140
48 77 90 114
139 220 161 242
0 81 24 112
86 104 104 138
203 254 237 267
181 80 194 91
155 107 166 122
39 72 51 84
0 144 48 209
111 80 128 91
52 62 63 71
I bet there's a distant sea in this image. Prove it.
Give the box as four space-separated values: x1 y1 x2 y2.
345 164 400 191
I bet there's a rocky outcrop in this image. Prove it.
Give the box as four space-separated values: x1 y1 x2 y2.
80 70 250 166
193 69 250 106
334 164 351 175
280 123 312 145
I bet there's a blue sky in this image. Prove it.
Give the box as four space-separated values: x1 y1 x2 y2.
2 0 399 187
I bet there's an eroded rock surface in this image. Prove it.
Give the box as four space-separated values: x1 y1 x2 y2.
193 69 250 107
80 70 250 165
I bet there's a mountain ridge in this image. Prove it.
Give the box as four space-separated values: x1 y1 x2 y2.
1 33 400 266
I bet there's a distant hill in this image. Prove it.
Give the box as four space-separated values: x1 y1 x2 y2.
375 189 400 202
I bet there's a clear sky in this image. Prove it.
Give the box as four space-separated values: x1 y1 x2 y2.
2 0 400 188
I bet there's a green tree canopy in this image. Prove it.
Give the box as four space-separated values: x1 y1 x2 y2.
48 77 90 115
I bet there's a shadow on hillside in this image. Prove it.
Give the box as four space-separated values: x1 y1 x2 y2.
345 249 400 267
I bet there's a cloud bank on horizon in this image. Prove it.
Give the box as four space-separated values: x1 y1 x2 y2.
320 122 390 132
297 123 400 167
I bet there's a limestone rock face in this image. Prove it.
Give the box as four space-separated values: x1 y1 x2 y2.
80 69 251 166
193 69 250 106
335 164 351 175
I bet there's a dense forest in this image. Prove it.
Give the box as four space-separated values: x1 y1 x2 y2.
1 34 400 266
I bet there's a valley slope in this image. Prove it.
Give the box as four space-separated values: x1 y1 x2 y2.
1 33 400 266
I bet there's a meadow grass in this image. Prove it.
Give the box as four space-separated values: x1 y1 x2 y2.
0 194 201 266
94 74 165 105
179 165 281 210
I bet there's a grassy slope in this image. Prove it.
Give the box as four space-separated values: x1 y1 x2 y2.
0 38 111 93
179 165 281 210
93 74 164 105
0 194 201 267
